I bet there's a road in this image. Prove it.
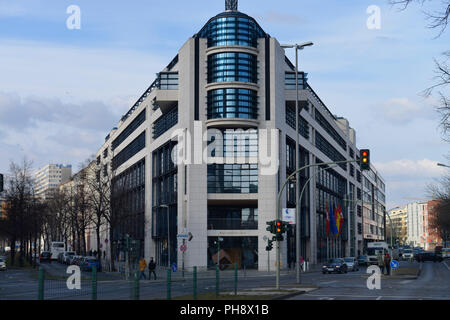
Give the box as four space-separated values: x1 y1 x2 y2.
290 260 450 300
1 260 449 300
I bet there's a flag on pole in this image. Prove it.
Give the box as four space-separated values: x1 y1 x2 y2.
326 202 330 237
337 204 344 234
334 204 340 235
329 204 338 236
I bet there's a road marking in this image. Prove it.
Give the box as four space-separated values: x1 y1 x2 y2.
376 296 382 300
318 297 335 300
443 261 450 271
319 280 338 285
400 280 412 284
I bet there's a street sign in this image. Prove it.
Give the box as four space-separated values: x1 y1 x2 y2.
180 244 187 253
391 260 399 270
282 208 296 224
177 234 189 239
172 263 177 273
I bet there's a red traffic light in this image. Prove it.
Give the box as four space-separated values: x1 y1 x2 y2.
276 221 281 227
362 151 368 157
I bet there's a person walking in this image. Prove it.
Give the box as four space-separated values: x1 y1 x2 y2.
377 251 384 274
384 252 392 276
148 257 157 280
139 258 147 280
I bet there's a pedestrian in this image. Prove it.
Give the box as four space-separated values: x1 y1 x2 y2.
148 257 157 280
384 252 391 276
377 251 384 274
139 257 147 280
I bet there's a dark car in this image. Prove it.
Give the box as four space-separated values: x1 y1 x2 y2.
79 256 101 272
39 251 52 263
322 258 348 274
417 251 443 262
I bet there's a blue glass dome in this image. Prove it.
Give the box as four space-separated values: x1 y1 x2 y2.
197 11 267 48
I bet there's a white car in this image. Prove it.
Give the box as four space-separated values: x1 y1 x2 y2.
62 251 76 264
0 258 7 271
344 257 359 271
402 249 414 260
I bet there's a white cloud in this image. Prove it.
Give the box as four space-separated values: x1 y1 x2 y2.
376 97 436 124
374 158 447 178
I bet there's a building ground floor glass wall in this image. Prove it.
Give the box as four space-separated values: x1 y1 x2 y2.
207 236 258 270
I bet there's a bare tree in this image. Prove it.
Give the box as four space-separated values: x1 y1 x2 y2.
427 175 450 243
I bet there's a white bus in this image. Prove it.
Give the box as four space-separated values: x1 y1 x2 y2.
50 242 65 261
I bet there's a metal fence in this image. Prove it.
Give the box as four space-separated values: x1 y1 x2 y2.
36 264 243 300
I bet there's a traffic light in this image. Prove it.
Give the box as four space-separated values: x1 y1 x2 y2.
0 174 3 192
275 220 284 241
266 220 275 234
360 149 370 171
266 240 273 251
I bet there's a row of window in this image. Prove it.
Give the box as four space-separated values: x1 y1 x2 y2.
315 132 347 171
286 102 310 140
153 106 178 140
156 72 178 90
208 52 257 84
207 164 258 194
208 206 258 230
112 109 146 151
199 15 265 48
112 131 146 170
285 72 308 90
207 129 258 158
207 88 258 119
314 110 347 151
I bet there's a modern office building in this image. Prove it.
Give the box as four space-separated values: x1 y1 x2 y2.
96 1 385 270
361 165 386 247
35 164 72 199
406 201 428 248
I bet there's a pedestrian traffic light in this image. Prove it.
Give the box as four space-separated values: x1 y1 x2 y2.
360 149 370 171
266 240 273 251
275 220 284 241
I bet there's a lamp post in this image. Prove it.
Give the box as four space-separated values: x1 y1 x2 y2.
160 204 170 268
281 41 313 284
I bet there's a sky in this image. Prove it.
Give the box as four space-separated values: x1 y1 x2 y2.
0 0 449 209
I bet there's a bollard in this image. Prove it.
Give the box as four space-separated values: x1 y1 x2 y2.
38 267 44 300
234 263 238 295
166 269 171 300
134 271 140 300
216 265 219 297
92 266 97 300
193 266 197 300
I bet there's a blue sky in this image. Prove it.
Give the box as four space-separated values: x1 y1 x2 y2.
0 0 449 209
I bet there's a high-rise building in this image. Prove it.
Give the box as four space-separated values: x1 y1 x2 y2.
406 201 428 248
96 1 386 270
34 164 72 199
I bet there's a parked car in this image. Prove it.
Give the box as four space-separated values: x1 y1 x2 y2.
62 251 76 264
357 255 368 266
322 258 348 274
440 248 450 259
57 252 65 264
39 251 52 263
344 257 359 271
0 258 7 271
417 251 443 262
79 256 101 272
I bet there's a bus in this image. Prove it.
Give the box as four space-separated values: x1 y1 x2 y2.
50 242 65 261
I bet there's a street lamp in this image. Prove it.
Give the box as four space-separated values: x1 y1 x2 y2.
160 204 170 268
281 41 314 285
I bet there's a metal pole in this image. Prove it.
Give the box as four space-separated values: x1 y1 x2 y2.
193 266 197 300
167 208 170 268
38 266 44 300
166 269 171 300
234 263 238 295
295 44 301 285
92 265 97 300
134 270 140 300
216 265 220 297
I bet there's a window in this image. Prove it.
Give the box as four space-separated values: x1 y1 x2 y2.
207 88 258 119
153 106 178 140
112 132 146 170
198 15 266 48
157 72 178 90
208 206 258 230
208 129 258 158
315 110 347 151
112 109 146 150
207 164 258 194
285 72 308 90
208 52 257 84
315 132 347 170
286 102 309 140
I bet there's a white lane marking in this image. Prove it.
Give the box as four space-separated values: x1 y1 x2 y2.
443 261 450 271
376 296 382 300
319 280 338 285
400 280 412 284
